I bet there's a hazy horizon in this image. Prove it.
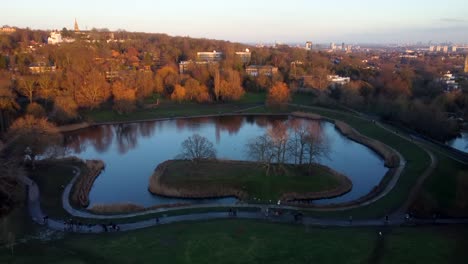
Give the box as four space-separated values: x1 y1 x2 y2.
3 0 468 44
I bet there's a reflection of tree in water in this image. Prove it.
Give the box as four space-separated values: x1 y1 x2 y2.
115 123 138 154
175 117 211 132
64 125 114 154
215 116 244 143
137 121 158 139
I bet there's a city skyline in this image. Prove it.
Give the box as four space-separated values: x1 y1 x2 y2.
2 0 468 43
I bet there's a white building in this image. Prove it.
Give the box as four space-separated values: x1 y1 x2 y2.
441 72 459 91
235 49 251 64
197 50 223 62
327 75 351 86
47 31 75 45
246 65 278 77
305 41 312 50
47 31 63 44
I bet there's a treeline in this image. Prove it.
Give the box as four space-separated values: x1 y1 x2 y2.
1 27 468 141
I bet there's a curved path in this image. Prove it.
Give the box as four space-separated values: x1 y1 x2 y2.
18 105 467 233
20 172 468 235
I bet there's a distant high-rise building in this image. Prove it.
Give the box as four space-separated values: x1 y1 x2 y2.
74 18 80 32
330 42 336 50
341 42 345 51
443 46 449 53
429 46 435 52
464 55 468 73
305 41 312 50
451 46 457 52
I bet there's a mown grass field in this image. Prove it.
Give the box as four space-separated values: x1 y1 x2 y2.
1 220 467 264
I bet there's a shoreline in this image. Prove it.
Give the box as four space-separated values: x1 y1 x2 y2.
59 111 402 212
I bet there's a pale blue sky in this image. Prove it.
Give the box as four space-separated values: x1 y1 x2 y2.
2 0 468 43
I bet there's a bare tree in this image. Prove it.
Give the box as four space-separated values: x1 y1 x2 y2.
246 134 275 174
18 77 37 104
178 134 216 162
302 132 330 168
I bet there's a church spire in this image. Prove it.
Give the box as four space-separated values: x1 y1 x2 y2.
74 18 80 32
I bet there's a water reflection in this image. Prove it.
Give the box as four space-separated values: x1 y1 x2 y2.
64 116 388 207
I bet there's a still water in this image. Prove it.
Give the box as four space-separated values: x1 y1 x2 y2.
446 132 468 153
64 115 388 207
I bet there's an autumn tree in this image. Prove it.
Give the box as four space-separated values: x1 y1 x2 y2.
135 71 154 99
184 78 211 103
6 115 63 167
25 102 46 118
37 74 57 106
171 84 186 103
156 66 179 95
0 77 19 132
267 82 290 108
178 134 216 162
219 69 245 101
52 96 79 124
75 69 110 108
112 81 137 114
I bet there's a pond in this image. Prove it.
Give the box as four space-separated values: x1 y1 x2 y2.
64 115 389 208
446 132 468 153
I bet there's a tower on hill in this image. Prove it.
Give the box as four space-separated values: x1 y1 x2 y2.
74 18 80 32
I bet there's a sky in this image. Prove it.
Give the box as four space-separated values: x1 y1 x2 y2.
2 0 468 44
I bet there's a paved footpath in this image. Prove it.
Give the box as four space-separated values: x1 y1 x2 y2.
17 105 468 234
20 172 468 235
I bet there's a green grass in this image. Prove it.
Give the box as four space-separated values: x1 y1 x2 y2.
1 220 467 264
411 144 468 217
160 160 346 201
382 227 468 264
29 160 87 219
83 93 265 123
0 220 376 264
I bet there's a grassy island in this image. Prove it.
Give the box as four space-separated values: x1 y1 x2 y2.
149 159 352 202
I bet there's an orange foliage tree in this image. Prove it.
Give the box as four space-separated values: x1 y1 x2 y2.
112 81 137 114
171 84 186 103
184 78 211 103
267 82 290 108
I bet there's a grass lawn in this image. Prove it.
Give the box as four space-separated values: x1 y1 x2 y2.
1 220 467 264
29 160 88 219
0 220 376 264
159 160 348 201
83 93 265 123
410 145 468 218
382 226 468 264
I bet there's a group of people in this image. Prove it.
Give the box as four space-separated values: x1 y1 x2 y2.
101 223 120 232
63 218 94 232
228 208 238 216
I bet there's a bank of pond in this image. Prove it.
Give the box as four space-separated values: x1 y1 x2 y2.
63 114 392 211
